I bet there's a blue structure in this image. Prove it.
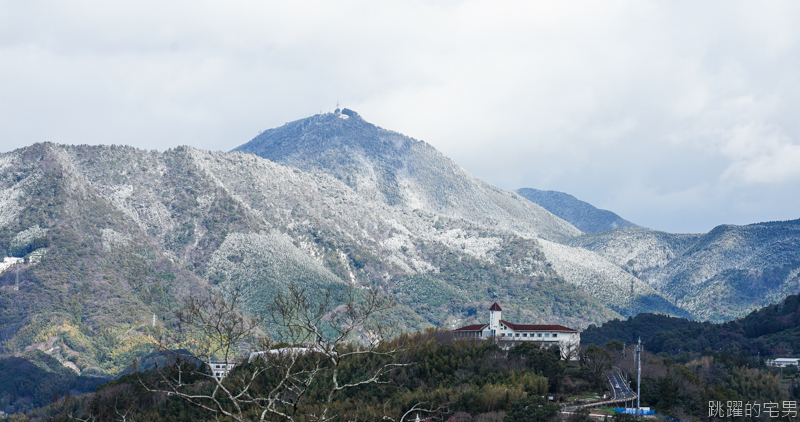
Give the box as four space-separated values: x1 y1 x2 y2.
615 408 654 416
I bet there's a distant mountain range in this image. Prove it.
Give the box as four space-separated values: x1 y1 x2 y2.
569 222 800 322
515 188 638 234
517 183 800 322
0 108 798 381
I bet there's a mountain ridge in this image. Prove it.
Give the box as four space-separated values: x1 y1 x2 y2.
1 141 622 378
569 222 800 322
3 108 797 382
232 110 687 317
516 187 638 234
234 111 582 243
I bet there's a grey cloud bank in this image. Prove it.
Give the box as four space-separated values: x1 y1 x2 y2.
2 0 799 234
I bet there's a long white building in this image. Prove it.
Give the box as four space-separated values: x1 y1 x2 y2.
453 302 580 360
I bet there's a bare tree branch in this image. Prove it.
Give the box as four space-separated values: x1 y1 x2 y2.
138 283 407 421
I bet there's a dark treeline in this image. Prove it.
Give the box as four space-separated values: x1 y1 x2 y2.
0 351 111 415
6 330 800 421
6 294 800 421
12 331 600 422
579 294 800 422
583 293 800 360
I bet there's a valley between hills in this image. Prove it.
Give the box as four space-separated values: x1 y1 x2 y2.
0 108 799 384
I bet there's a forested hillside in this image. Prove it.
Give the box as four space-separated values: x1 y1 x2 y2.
569 222 800 322
232 110 682 317
582 293 800 358
0 142 618 391
13 326 800 422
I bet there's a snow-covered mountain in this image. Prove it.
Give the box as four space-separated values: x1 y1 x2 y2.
233 109 683 317
5 108 794 377
0 141 622 375
569 224 800 321
234 109 580 243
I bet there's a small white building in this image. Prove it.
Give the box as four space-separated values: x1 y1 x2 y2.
769 358 800 367
453 302 580 360
209 360 236 379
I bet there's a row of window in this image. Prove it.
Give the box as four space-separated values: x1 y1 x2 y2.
500 332 558 338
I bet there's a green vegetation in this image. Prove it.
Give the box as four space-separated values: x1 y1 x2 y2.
20 326 796 421
583 293 800 358
579 294 800 421
12 332 608 421
7 292 800 420
0 351 110 414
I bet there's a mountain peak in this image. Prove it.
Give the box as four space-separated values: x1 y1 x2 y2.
232 112 581 242
334 107 361 120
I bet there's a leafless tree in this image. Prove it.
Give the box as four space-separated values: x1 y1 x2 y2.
141 284 411 421
559 336 581 361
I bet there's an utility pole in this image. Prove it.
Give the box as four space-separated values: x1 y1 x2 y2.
636 337 642 415
14 266 19 291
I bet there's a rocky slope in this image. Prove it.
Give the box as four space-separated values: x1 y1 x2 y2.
0 142 622 376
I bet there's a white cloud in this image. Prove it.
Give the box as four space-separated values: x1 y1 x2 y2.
2 0 800 232
721 125 800 184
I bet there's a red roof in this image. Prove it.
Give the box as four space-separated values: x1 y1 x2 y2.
500 320 578 332
453 324 488 332
489 302 502 311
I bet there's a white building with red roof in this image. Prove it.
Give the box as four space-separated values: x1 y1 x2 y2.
452 302 580 360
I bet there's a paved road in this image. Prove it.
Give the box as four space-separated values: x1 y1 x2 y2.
562 368 636 412
608 368 635 401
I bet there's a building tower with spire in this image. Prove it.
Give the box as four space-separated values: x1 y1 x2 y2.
489 302 502 337
452 302 581 360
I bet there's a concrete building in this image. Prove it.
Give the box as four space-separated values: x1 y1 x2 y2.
768 358 799 367
452 302 580 360
209 360 236 379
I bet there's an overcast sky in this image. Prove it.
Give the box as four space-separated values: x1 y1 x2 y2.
2 1 799 233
